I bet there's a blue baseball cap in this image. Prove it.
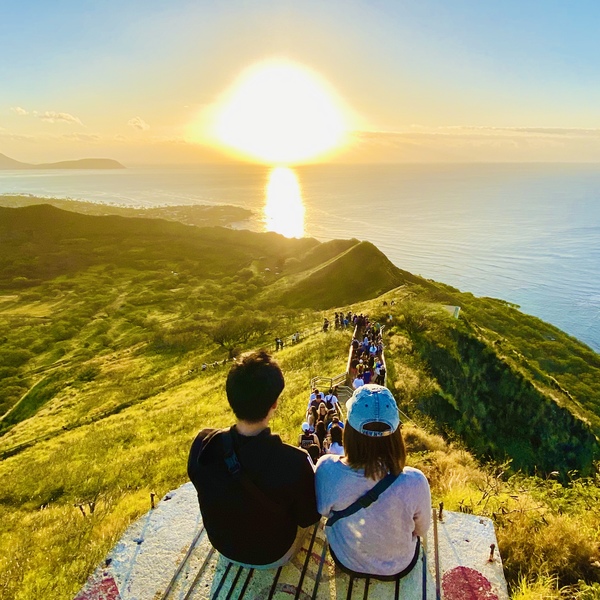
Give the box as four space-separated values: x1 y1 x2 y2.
346 384 400 437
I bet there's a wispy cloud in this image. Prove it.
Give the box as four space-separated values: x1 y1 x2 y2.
34 111 83 125
60 133 101 142
413 126 600 139
338 126 600 163
0 130 36 142
352 126 600 144
10 106 28 116
128 116 150 131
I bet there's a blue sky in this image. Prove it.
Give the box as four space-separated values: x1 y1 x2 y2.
2 0 600 163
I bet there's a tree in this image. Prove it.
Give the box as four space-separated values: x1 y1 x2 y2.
208 315 270 358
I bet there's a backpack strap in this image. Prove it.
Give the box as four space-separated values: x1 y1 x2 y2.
221 428 242 477
326 472 399 527
220 428 289 520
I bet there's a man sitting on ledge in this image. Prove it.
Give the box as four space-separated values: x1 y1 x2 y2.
188 350 320 568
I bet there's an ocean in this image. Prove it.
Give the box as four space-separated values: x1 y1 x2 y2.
1 162 599 352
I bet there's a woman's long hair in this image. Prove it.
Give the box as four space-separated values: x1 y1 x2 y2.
329 424 344 447
315 420 327 448
317 402 328 419
343 423 406 480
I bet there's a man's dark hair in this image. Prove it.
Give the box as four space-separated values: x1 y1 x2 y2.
226 350 285 423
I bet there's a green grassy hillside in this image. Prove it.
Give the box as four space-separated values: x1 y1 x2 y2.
269 240 427 309
1 204 599 599
0 205 406 431
385 299 600 475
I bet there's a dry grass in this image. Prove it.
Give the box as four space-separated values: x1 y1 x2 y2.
498 509 600 589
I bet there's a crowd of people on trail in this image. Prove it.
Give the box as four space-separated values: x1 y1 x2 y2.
196 310 384 378
323 311 373 332
350 318 386 388
299 386 345 462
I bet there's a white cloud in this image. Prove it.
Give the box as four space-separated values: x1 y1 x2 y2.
0 130 36 142
336 126 600 163
11 106 28 116
60 133 101 142
352 126 600 145
426 126 600 139
128 116 150 131
34 111 83 125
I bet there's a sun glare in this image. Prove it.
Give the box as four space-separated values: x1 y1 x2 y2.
211 60 348 165
264 167 305 237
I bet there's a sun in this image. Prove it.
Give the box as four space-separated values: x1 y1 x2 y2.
209 60 349 165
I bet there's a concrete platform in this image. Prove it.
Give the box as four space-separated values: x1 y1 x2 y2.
75 482 508 600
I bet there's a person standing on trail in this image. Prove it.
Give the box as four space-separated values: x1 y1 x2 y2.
298 422 320 451
352 373 365 389
188 350 320 569
324 388 340 415
315 384 431 580
325 424 344 456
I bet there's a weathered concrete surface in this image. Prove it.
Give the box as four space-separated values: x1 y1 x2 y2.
429 511 508 600
75 482 508 600
74 483 200 600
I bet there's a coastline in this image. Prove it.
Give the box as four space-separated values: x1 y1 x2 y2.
1 161 599 353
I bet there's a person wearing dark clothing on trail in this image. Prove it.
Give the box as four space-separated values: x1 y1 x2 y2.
316 402 329 424
306 443 321 466
299 422 320 451
315 420 328 452
188 350 320 569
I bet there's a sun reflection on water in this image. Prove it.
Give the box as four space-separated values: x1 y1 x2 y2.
264 167 305 238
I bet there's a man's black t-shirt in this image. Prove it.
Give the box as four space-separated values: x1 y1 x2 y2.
187 425 320 565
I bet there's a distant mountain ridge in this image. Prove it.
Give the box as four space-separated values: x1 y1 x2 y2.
0 153 125 170
0 204 405 299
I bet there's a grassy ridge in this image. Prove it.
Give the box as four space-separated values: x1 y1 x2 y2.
404 308 598 474
273 240 426 309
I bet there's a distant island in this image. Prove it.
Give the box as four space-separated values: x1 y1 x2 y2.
0 153 125 170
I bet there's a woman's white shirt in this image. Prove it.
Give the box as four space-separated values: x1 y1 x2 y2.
315 455 431 576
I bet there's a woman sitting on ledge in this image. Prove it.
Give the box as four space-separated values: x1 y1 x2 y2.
315 384 431 580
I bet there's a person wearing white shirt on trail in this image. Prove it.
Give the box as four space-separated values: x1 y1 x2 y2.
324 389 341 416
325 424 344 456
374 360 382 374
324 389 338 407
352 375 364 389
